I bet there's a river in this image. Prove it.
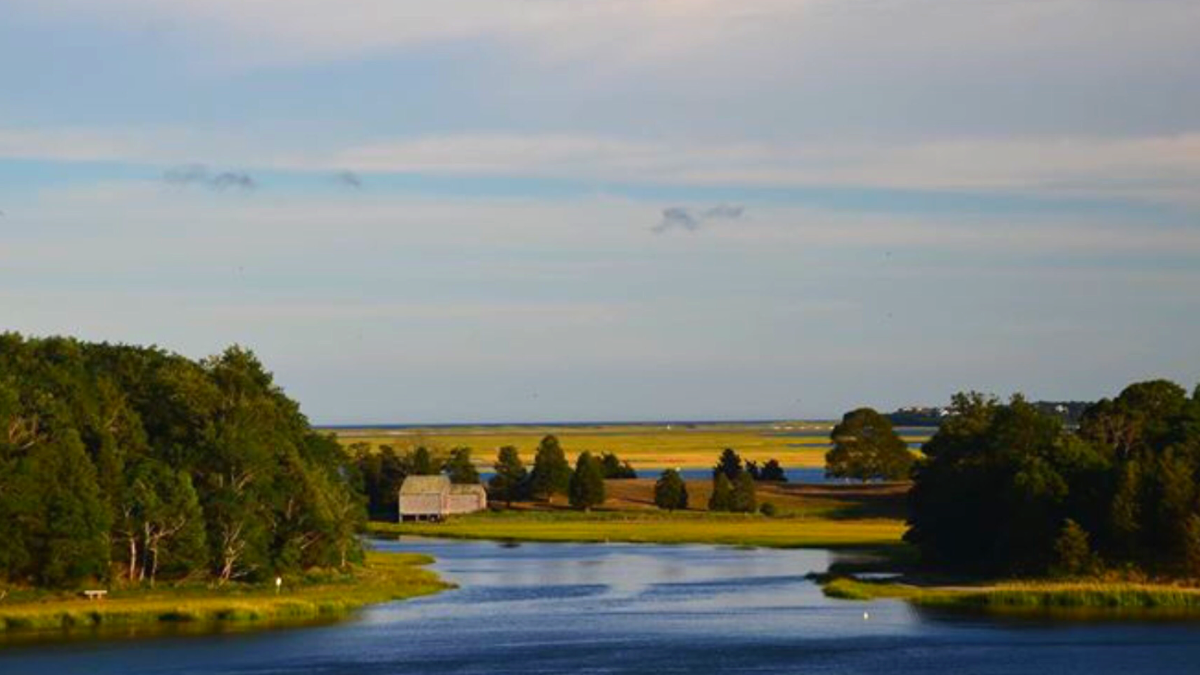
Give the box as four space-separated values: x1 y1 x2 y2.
3 538 1200 674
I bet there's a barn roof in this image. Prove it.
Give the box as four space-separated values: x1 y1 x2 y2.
399 475 450 494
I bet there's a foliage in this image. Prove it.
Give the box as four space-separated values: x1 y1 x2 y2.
1052 519 1098 577
708 473 734 512
713 448 743 481
528 435 572 501
759 502 778 517
826 408 914 481
907 381 1200 579
445 447 481 484
568 451 607 511
653 469 689 511
759 459 787 482
489 445 528 506
0 333 364 588
599 452 638 479
730 472 757 513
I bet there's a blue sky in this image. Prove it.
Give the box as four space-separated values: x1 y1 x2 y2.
2 0 1198 423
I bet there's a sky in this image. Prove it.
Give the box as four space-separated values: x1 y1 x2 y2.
1 0 1198 424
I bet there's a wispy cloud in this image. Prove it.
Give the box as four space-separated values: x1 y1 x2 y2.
652 205 745 234
163 164 257 191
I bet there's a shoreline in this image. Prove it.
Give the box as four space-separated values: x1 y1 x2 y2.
0 551 452 640
820 576 1200 617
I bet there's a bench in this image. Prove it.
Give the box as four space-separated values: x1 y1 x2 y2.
82 590 108 601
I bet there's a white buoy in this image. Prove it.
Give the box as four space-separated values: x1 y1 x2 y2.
863 611 870 620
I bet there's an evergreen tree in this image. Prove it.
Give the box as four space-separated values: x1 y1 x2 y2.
489 445 527 507
29 432 112 586
713 448 743 482
1052 519 1097 577
568 452 607 511
529 435 572 500
446 447 481 484
408 446 438 475
731 472 757 513
654 469 689 511
708 473 733 512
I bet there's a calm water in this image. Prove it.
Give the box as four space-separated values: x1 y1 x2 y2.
3 538 1200 674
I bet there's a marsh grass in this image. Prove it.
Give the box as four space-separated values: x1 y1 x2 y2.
0 552 451 636
822 576 1200 615
329 423 930 470
372 510 908 550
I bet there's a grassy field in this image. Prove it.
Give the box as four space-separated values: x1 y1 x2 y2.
370 478 910 550
326 422 933 470
0 551 450 637
823 577 1200 615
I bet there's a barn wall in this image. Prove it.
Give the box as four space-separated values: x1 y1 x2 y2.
400 494 444 516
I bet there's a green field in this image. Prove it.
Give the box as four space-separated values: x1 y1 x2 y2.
373 512 907 550
0 551 450 637
327 422 932 470
370 478 910 550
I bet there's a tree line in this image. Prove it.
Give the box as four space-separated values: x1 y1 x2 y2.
0 334 363 588
907 380 1200 578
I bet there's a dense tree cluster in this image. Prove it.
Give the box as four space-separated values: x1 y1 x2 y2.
350 444 483 518
826 408 914 481
654 469 688 511
907 381 1200 577
707 448 757 513
0 334 363 588
599 452 637 479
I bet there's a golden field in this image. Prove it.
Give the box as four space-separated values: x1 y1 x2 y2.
326 422 932 470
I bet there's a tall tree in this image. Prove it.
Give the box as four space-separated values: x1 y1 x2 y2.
713 448 743 481
826 408 913 481
529 435 571 501
708 473 734 512
730 472 757 513
446 447 481 484
489 445 527 507
568 452 607 511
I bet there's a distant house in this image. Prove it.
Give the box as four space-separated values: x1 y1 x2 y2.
398 475 487 521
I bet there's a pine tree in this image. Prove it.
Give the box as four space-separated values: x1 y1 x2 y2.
731 472 757 513
708 473 733 512
654 469 689 511
529 435 572 501
1052 519 1096 577
713 448 743 482
568 452 606 511
489 446 527 507
446 447 481 484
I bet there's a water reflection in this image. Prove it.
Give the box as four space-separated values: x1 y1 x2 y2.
3 538 1200 674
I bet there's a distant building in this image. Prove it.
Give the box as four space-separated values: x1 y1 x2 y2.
398 475 487 521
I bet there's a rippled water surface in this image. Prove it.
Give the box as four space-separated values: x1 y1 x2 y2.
3 538 1200 674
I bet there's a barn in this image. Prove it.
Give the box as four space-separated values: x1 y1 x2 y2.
398 476 488 521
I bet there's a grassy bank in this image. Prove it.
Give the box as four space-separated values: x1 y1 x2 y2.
327 422 932 470
823 577 1200 615
371 477 910 550
372 511 907 550
0 551 451 637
